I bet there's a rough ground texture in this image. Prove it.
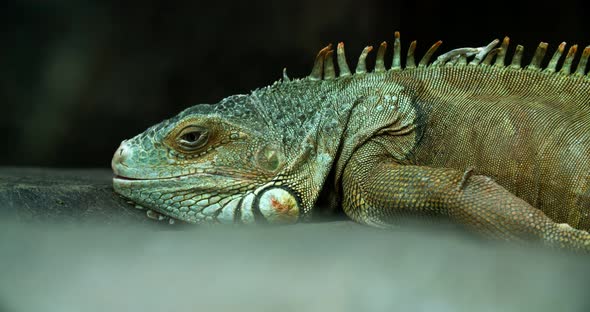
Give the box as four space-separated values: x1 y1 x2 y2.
0 167 153 224
1 167 590 311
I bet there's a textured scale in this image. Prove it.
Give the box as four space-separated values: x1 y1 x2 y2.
112 32 590 251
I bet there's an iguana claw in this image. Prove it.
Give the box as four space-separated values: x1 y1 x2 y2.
146 209 168 221
145 209 178 225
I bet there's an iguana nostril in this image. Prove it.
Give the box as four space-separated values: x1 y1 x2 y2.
111 143 130 174
114 145 127 163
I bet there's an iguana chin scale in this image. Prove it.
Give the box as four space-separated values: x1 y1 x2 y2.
112 31 590 250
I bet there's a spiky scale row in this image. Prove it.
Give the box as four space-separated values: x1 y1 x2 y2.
324 50 335 79
336 42 351 77
391 31 402 71
509 45 524 69
304 31 590 82
481 48 500 66
526 42 548 71
560 45 578 75
375 42 387 73
419 41 442 68
575 47 590 76
546 42 566 73
406 41 417 69
436 48 477 66
309 44 332 80
355 46 373 74
495 37 510 67
468 39 500 66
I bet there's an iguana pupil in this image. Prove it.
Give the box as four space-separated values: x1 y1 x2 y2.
176 126 209 150
182 132 198 142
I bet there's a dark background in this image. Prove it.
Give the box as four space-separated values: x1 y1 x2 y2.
2 0 588 167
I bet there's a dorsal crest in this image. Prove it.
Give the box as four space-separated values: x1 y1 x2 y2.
306 31 590 81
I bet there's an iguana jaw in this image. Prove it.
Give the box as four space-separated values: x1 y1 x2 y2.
112 142 280 224
113 173 301 224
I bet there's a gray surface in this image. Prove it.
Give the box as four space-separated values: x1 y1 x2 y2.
0 167 153 224
0 167 589 311
1 223 589 312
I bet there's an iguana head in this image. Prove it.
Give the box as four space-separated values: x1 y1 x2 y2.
112 77 351 224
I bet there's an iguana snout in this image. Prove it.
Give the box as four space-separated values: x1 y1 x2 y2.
111 140 131 179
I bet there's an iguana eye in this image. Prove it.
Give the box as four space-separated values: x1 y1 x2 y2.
177 126 209 151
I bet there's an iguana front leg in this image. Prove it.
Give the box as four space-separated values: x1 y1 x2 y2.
342 141 590 251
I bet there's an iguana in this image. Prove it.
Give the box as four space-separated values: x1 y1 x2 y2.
112 32 590 250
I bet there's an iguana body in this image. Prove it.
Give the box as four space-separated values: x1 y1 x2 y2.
112 32 590 250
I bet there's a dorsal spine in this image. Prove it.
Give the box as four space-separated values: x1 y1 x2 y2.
302 31 590 82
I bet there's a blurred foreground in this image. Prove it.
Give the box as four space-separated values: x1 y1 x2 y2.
0 221 589 312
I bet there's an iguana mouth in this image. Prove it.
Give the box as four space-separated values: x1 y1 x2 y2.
113 174 176 182
113 174 194 182
113 171 249 183
113 175 143 181
112 174 195 181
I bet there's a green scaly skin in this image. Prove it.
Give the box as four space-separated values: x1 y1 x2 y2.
112 33 590 250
